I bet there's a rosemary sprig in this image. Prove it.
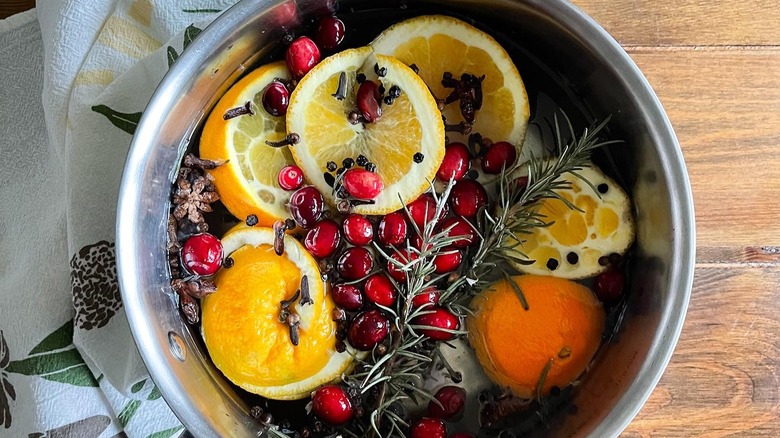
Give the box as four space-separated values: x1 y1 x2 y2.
440 112 618 304
338 112 615 437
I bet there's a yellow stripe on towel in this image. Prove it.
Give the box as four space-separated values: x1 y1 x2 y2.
74 69 116 87
98 16 161 59
129 0 153 28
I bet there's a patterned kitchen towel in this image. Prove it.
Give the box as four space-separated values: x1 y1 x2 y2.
0 0 237 436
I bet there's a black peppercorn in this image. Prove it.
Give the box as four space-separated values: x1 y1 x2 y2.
245 214 259 227
356 154 368 166
342 157 354 169
546 258 559 270
326 161 337 172
413 152 424 163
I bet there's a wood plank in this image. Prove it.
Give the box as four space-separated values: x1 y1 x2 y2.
0 0 34 19
623 266 780 436
573 0 780 47
626 50 780 250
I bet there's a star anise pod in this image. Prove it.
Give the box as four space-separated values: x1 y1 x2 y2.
172 173 220 224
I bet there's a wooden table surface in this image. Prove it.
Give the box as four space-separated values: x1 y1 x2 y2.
3 0 779 436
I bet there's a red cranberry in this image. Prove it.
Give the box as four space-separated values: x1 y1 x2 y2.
356 80 382 122
481 141 517 174
436 142 471 182
304 220 341 258
413 307 459 341
436 217 477 248
286 36 321 80
511 175 529 194
277 164 303 191
428 386 466 419
342 214 373 246
181 233 223 276
330 283 363 311
449 179 488 218
377 212 407 246
364 273 397 307
411 417 447 438
314 16 345 50
406 194 446 229
289 186 324 228
433 249 462 274
410 233 433 252
595 268 625 303
342 168 383 200
262 81 290 117
411 289 440 309
386 250 418 282
337 247 373 280
311 385 353 425
348 309 389 350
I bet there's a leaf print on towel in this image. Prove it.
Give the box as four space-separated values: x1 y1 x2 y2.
1 331 16 429
71 241 122 330
4 320 99 388
91 105 142 135
27 414 111 438
146 426 184 438
167 24 203 68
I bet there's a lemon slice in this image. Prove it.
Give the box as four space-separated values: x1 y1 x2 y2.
510 164 635 279
286 46 445 215
200 61 294 227
202 226 356 400
371 15 530 148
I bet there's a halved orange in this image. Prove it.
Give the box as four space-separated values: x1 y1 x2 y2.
201 226 356 400
468 275 605 398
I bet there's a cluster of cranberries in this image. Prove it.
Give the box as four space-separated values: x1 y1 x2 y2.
310 383 471 437
261 15 347 118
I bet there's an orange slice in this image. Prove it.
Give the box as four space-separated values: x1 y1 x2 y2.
200 61 295 227
371 15 529 149
286 46 445 215
510 164 635 279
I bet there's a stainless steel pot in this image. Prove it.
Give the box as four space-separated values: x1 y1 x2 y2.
117 0 695 436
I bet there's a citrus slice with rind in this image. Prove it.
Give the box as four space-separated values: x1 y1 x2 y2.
511 164 634 279
371 15 529 149
200 61 295 227
201 226 356 400
286 46 445 215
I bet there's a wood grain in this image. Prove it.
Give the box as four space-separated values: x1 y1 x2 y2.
0 0 34 19
623 266 780 437
573 0 780 47
627 50 780 251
